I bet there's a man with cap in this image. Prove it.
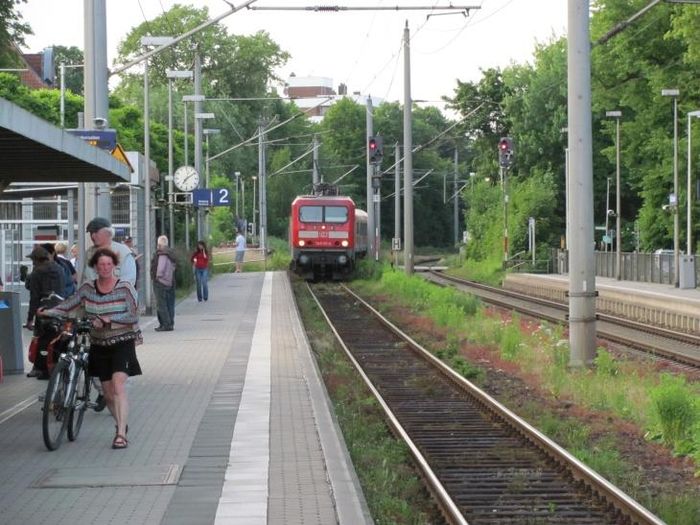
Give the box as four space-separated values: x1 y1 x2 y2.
24 246 65 378
83 217 137 287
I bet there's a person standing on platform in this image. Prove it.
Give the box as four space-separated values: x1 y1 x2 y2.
83 218 137 287
123 236 141 291
46 242 76 298
39 247 142 450
24 246 65 379
191 240 210 302
151 235 177 331
235 229 246 273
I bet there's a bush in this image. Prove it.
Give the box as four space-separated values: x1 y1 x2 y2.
650 375 698 448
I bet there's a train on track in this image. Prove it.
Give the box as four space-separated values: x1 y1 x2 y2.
289 185 368 280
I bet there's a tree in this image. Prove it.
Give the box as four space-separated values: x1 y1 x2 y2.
0 0 31 67
52 45 84 95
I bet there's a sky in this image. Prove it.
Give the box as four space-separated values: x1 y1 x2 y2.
18 0 567 111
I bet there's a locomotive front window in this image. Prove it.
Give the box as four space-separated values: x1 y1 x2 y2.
299 206 323 222
324 206 348 223
299 205 348 223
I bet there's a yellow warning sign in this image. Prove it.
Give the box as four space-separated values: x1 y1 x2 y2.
111 144 134 172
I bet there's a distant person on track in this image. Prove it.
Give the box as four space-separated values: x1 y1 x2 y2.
151 235 177 331
39 247 142 450
235 229 246 273
191 240 210 302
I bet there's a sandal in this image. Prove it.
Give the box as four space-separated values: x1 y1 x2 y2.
112 434 128 449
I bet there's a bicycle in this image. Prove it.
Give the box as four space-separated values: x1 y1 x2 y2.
41 315 94 451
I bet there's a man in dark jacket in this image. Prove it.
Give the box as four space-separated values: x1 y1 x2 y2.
24 246 65 379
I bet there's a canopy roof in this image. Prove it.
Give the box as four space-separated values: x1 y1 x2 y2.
0 98 130 184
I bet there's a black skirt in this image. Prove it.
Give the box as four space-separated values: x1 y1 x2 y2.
89 339 142 382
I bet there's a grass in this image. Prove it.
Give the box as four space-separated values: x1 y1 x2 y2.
349 264 700 525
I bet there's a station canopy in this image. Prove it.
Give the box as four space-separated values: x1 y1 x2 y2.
0 97 130 185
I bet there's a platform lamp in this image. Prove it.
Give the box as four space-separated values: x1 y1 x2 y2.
661 88 680 287
605 110 622 279
166 69 193 244
687 110 700 256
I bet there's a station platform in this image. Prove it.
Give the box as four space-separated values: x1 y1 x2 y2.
0 272 372 525
504 273 700 332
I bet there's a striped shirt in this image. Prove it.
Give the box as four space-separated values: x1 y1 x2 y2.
45 279 139 346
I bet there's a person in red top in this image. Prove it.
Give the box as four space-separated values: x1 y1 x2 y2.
191 240 210 302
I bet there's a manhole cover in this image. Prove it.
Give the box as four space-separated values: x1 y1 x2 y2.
32 464 181 488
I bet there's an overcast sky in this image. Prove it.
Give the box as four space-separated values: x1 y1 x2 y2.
19 0 567 110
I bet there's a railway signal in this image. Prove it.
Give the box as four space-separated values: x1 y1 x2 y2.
498 137 514 168
368 135 384 164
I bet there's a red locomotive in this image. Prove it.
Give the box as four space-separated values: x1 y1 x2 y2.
289 187 368 280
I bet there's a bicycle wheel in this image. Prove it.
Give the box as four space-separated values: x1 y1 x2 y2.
42 359 70 451
67 361 90 441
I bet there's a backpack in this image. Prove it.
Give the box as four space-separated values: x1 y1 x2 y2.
56 257 76 297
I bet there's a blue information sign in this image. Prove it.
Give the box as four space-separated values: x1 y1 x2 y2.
67 129 118 150
192 188 231 207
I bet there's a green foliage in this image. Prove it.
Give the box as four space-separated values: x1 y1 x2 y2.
0 0 31 67
499 323 522 361
353 259 384 281
594 348 619 377
650 375 698 449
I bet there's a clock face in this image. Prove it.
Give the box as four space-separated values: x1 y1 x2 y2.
174 166 200 192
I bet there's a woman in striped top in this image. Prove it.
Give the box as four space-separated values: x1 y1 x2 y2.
40 247 142 450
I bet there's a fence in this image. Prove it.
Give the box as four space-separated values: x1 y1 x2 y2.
551 249 699 286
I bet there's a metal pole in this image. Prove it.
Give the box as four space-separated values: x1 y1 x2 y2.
453 148 459 246
235 172 240 218
194 54 203 240
615 117 621 279
565 146 570 250
60 63 65 128
394 143 401 268
403 21 414 275
605 177 610 253
366 97 374 257
503 166 509 263
143 58 153 313
673 95 680 287
253 176 257 243
312 134 320 185
183 101 188 165
168 78 174 244
567 0 597 366
688 113 696 255
205 133 210 241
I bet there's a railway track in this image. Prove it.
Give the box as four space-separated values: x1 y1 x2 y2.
308 283 664 525
425 270 700 369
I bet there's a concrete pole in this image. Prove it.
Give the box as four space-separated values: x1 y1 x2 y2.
312 134 320 186
83 0 110 219
688 113 699 255
205 133 210 240
567 0 597 367
605 177 610 253
183 101 189 166
615 117 621 279
194 54 203 241
454 148 459 246
168 78 175 244
366 97 375 258
258 121 268 251
394 143 401 269
403 21 414 275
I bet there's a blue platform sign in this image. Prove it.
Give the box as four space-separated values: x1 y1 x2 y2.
192 189 212 207
192 188 231 207
67 129 118 150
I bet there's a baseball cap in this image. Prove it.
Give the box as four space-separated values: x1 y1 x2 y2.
27 246 50 261
86 217 111 233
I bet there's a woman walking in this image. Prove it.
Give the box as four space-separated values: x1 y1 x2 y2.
39 247 141 450
191 241 210 302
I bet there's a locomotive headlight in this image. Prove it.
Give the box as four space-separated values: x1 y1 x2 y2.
341 240 349 247
298 240 305 247
338 255 348 265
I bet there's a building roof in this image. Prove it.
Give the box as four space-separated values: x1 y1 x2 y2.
286 75 334 89
0 97 130 185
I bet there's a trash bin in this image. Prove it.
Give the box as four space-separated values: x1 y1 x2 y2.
0 291 24 375
679 255 696 289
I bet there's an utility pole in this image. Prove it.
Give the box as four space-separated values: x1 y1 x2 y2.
454 147 459 246
258 120 268 252
568 0 597 367
403 21 414 275
366 97 375 258
394 142 401 268
312 134 320 186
